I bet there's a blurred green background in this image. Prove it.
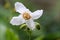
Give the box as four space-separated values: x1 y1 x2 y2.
0 0 60 40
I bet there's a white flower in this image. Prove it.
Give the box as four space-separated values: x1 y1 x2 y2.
10 2 43 30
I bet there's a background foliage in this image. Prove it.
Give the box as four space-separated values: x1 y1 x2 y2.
0 0 60 40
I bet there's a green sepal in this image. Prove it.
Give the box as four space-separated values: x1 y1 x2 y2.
20 23 27 29
20 22 41 30
35 22 40 30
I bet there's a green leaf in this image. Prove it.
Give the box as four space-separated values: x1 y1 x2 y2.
5 29 19 40
0 22 19 40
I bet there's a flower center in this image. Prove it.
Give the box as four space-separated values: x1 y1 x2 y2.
23 12 31 20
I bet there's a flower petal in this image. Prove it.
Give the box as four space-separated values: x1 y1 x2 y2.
10 15 25 25
15 2 28 14
26 19 35 30
31 10 43 19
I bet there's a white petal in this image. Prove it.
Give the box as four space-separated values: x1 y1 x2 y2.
10 15 25 25
31 10 43 19
15 2 28 14
26 19 35 30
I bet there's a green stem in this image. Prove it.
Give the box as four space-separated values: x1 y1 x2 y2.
29 32 31 40
25 28 32 40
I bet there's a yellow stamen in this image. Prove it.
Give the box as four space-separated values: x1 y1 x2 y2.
23 12 31 20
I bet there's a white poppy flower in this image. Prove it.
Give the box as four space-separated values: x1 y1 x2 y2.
10 2 43 30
